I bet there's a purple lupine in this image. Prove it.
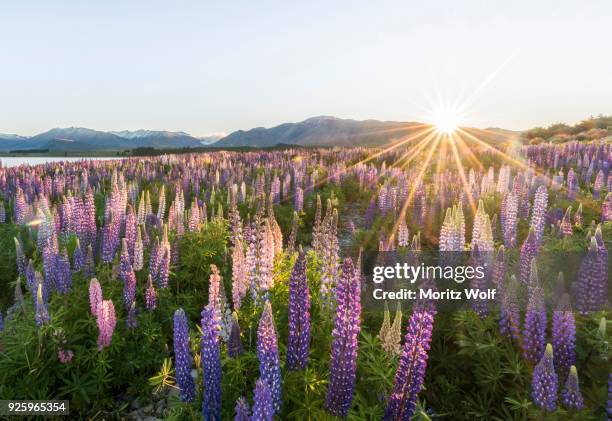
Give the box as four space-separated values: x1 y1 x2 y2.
325 258 361 417
561 366 584 409
519 228 539 285
73 239 85 272
201 305 222 421
577 236 607 313
158 247 170 288
552 295 575 385
14 237 26 278
35 282 50 327
227 313 243 358
383 308 434 421
84 245 95 279
500 275 521 343
56 248 72 294
523 287 546 365
251 378 274 421
89 278 103 316
122 267 137 310
234 397 251 421
126 302 138 329
607 373 612 419
257 301 282 414
145 274 157 311
173 308 196 403
530 185 548 244
96 299 116 350
0 311 3 332
287 252 310 370
532 344 558 412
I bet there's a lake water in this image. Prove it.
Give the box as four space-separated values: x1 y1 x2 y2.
0 156 120 168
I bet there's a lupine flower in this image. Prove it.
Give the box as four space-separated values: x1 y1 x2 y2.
560 206 573 236
561 366 584 409
96 300 116 351
577 236 607 313
0 311 4 332
532 344 558 412
58 348 74 364
89 278 103 316
227 312 243 358
126 302 138 329
523 286 546 365
257 301 282 413
552 295 575 385
56 247 72 294
35 282 50 327
251 378 274 421
145 274 157 311
173 309 196 402
73 239 85 272
234 397 251 421
14 237 26 278
201 305 222 421
158 247 170 288
519 228 539 285
607 373 612 419
383 308 434 421
325 258 361 417
530 186 548 244
499 274 521 342
84 245 95 279
287 252 310 370
122 267 137 310
133 227 144 271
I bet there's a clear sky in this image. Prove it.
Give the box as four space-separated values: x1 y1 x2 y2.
1 0 611 136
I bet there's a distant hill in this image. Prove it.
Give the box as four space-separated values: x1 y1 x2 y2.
214 116 428 148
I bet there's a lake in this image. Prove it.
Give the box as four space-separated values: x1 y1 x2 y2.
0 156 121 168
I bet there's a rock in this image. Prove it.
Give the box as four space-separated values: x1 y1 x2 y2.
143 417 159 421
142 404 153 414
127 410 140 420
131 398 141 409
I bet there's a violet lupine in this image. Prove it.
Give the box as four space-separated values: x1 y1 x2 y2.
0 311 3 332
96 299 116 351
287 252 310 371
122 266 137 310
251 378 274 421
499 275 521 342
173 308 196 403
201 305 222 421
84 245 95 279
132 227 144 271
158 247 170 288
607 373 612 419
383 307 434 421
35 282 50 327
325 258 361 418
56 247 72 294
532 344 558 412
73 239 85 272
519 228 539 285
561 366 584 410
530 185 548 244
257 301 282 414
126 302 138 329
576 236 607 314
234 397 251 421
227 313 243 358
523 286 547 366
145 275 157 311
89 278 103 316
552 295 576 385
14 237 26 278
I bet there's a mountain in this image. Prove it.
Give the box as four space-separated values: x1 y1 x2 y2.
214 116 523 148
110 130 204 148
0 128 211 152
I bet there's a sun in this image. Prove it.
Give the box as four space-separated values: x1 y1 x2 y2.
431 106 464 135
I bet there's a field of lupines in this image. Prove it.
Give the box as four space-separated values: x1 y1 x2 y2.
0 139 610 420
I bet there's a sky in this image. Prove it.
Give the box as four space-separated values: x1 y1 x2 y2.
1 0 611 137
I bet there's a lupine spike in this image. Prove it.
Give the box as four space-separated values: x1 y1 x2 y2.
287 252 310 370
257 301 282 413
201 305 222 421
561 366 584 409
532 344 558 412
173 308 196 402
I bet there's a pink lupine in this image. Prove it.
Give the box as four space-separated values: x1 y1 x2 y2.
96 300 117 351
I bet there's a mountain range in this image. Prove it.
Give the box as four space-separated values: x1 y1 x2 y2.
0 116 520 152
